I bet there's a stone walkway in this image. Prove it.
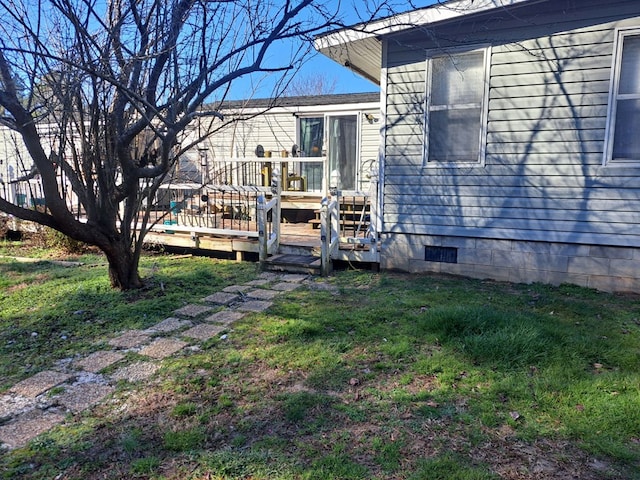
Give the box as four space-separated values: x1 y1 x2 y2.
0 272 310 451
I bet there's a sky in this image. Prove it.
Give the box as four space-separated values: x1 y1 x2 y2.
17 0 437 101
227 0 438 100
228 51 379 100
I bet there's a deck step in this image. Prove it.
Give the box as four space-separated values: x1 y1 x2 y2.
263 254 321 275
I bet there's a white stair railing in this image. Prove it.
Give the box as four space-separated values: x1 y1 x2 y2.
320 196 340 276
257 195 280 264
258 167 282 268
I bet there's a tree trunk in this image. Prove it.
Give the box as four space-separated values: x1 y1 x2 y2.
102 240 143 290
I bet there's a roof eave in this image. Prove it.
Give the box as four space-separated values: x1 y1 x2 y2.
314 0 543 85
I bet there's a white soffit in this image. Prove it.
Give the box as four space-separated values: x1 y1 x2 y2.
314 0 542 84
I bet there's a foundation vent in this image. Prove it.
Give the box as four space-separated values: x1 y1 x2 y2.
424 246 458 264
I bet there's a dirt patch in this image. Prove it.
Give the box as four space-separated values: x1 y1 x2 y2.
6 282 29 294
473 436 612 480
4 272 51 291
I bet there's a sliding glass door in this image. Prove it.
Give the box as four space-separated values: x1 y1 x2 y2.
327 114 357 191
298 113 359 192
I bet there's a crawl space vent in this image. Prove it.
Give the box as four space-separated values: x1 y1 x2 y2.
424 246 458 263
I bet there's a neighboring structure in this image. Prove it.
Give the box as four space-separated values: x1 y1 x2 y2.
316 0 640 292
0 91 383 264
0 127 48 209
1 92 381 219
198 93 381 200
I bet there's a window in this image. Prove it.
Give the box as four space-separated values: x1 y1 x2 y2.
327 115 358 191
298 116 324 191
299 117 324 158
605 29 640 165
424 47 489 166
298 114 359 191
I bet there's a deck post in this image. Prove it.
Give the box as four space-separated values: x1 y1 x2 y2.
320 197 329 276
320 196 337 276
257 195 267 267
271 166 282 252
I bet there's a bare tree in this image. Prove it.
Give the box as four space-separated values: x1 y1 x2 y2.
284 71 338 96
0 0 355 289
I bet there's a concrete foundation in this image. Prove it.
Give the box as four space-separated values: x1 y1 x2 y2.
380 233 640 293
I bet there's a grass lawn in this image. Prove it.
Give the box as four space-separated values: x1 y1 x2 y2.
1 238 639 479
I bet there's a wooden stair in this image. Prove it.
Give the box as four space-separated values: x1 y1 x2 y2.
262 253 321 275
309 196 370 232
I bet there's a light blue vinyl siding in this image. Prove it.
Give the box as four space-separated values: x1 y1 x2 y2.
382 3 640 248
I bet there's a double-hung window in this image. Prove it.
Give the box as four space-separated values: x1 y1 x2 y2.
424 47 490 166
604 29 640 165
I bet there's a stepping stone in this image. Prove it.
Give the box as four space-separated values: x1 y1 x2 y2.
0 394 35 422
145 317 193 334
245 279 270 286
271 281 301 292
280 274 308 283
108 330 151 349
10 371 73 399
173 304 213 318
139 338 188 359
203 292 240 305
56 383 115 414
110 361 159 383
246 288 280 300
234 300 272 313
258 272 280 280
0 410 66 450
205 310 247 325
75 351 125 373
182 324 226 341
222 284 252 293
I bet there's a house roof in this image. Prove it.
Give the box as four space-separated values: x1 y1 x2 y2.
215 92 380 112
314 0 544 84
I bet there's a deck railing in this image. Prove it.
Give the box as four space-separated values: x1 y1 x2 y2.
320 196 340 276
151 181 280 244
257 191 281 265
5 156 381 270
157 183 267 232
3 178 83 219
153 163 284 268
206 157 325 194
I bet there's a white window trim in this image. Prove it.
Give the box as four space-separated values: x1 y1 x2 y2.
296 111 364 193
603 27 640 167
422 45 491 168
325 112 363 194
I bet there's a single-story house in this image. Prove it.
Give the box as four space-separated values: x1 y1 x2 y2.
315 0 640 292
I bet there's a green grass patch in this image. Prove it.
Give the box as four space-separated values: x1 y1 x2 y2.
172 402 199 417
163 426 206 452
1 247 639 479
408 453 500 479
371 435 404 472
0 251 255 389
279 391 335 425
129 456 161 475
303 453 370 479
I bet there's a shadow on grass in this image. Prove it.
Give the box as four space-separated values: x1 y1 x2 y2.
0 255 256 388
1 269 639 479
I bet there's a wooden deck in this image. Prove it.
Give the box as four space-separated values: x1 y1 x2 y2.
143 221 320 260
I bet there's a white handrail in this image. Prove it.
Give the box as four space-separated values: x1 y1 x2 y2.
320 196 340 276
257 195 280 264
257 168 282 268
210 156 324 164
